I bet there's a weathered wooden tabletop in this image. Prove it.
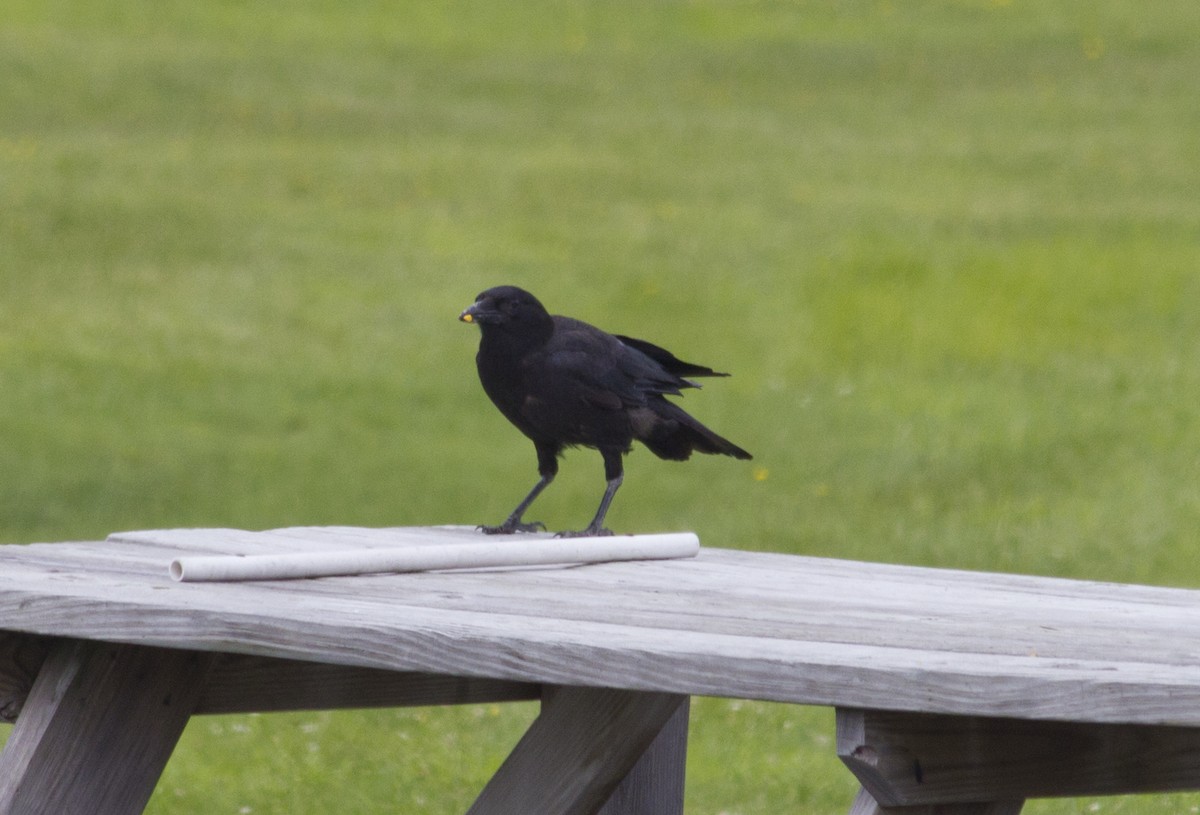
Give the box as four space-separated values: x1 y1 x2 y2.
3 526 1200 815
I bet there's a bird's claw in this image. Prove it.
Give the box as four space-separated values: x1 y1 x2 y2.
477 520 546 535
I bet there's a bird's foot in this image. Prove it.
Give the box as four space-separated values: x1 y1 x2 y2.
554 527 615 539
477 519 546 535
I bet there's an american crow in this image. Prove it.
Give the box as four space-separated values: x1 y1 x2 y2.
459 285 752 537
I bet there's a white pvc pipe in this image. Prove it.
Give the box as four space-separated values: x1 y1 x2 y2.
169 532 700 582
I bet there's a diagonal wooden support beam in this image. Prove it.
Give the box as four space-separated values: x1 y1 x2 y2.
838 707 1200 809
0 639 214 815
598 695 689 815
467 685 688 815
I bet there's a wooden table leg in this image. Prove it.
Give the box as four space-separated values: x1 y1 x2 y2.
467 685 689 815
0 639 214 815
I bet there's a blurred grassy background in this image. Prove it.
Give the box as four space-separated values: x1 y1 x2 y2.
2 0 1199 812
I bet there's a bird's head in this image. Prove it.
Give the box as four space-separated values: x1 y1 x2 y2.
459 286 551 330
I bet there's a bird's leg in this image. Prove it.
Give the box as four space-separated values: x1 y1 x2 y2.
479 445 558 535
557 474 622 538
479 472 552 534
557 449 624 538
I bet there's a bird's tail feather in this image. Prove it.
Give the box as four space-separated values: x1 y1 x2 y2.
639 400 752 461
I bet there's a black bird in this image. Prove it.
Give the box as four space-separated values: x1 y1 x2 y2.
459 285 752 537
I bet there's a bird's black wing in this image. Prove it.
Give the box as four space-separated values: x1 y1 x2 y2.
547 319 710 405
539 319 650 408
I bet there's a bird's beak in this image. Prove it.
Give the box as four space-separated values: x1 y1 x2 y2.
459 300 498 324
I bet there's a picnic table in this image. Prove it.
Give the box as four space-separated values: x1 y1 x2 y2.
3 526 1200 814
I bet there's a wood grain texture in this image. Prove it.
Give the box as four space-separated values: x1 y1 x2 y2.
466 685 687 815
848 786 1024 815
5 528 1200 724
597 695 689 815
838 707 1200 805
0 639 213 815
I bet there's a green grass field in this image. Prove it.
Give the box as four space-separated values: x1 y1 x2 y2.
3 1 1200 812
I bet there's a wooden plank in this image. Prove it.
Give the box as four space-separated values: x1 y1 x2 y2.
0 639 213 815
75 528 1200 613
240 567 1200 674
598 695 689 815
0 543 1183 675
466 686 687 815
197 654 539 714
13 536 1200 678
10 536 1200 670
15 531 1199 631
838 708 1200 804
14 531 1200 634
8 532 1200 724
6 558 1200 725
847 786 1024 815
